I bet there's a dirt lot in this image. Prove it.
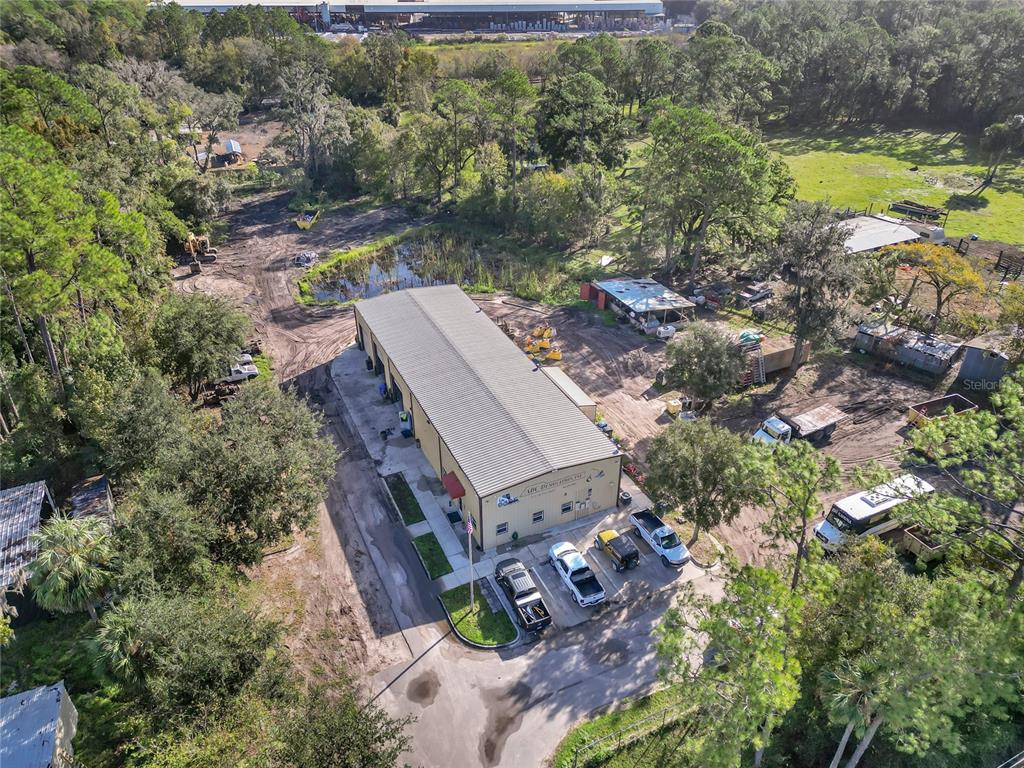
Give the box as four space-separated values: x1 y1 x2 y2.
185 190 965 673
174 190 423 381
476 297 948 566
176 194 426 678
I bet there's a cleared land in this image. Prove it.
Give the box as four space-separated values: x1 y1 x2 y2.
767 127 1024 244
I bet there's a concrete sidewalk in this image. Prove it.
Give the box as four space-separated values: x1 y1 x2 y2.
332 347 471 576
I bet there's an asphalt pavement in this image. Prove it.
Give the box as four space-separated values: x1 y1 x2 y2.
327 357 724 768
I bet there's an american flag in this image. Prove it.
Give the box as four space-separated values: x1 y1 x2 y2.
466 516 474 535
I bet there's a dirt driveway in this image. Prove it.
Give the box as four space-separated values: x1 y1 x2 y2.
174 191 424 381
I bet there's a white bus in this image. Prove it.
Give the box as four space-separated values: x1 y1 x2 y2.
813 474 935 552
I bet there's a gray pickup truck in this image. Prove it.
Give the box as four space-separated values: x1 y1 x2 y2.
494 558 552 632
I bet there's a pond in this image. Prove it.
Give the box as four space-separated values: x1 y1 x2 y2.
310 241 470 302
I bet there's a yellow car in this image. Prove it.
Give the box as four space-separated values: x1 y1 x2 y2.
594 529 640 573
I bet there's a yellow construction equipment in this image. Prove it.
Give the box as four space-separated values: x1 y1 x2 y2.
185 232 213 259
524 337 541 353
532 325 554 339
295 209 321 230
545 347 562 361
536 337 551 350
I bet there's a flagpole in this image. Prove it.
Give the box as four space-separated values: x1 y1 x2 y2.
468 515 475 612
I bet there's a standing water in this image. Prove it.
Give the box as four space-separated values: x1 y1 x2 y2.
311 240 474 302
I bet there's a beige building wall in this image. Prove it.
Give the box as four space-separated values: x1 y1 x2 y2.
480 455 621 549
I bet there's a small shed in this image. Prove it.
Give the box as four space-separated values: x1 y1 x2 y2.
0 481 56 592
958 329 1015 386
222 138 243 157
589 277 696 325
843 214 921 254
69 475 114 530
541 367 598 421
855 319 963 376
0 680 78 768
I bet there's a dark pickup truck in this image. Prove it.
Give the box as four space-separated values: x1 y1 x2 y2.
494 558 552 632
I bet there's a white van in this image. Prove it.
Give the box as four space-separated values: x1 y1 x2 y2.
813 474 935 552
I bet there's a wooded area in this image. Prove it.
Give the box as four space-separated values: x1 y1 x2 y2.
0 1 1021 766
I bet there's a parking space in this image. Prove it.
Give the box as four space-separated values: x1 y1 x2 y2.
510 504 707 633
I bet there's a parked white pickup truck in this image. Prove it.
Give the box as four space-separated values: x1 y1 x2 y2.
548 542 605 607
630 509 690 567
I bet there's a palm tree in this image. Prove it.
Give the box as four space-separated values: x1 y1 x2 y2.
29 515 114 621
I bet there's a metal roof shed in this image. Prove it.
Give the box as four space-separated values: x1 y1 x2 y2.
593 277 695 321
0 680 78 768
0 481 56 591
69 475 114 529
222 139 242 155
540 366 597 421
855 319 963 376
843 215 921 254
958 329 1014 385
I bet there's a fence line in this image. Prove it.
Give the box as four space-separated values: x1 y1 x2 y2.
570 702 693 768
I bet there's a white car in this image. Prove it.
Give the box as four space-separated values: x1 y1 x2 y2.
738 282 774 306
216 363 259 385
548 542 605 607
236 353 253 365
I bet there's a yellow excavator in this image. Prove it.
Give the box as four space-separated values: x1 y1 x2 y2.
184 232 218 274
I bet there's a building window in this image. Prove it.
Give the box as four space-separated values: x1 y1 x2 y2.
532 510 544 524
561 502 572 515
496 522 509 536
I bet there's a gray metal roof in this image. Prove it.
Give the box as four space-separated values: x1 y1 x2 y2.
0 481 48 589
594 277 696 314
843 215 921 254
0 681 71 768
355 286 620 496
857 319 963 361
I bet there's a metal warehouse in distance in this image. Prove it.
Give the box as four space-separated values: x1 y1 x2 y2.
354 284 622 550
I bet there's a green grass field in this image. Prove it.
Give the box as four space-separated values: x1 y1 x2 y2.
439 581 516 646
766 127 1024 245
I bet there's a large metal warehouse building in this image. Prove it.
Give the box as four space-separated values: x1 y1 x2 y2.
354 285 622 550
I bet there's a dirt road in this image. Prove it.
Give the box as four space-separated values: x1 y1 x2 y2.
175 191 422 381
180 194 428 678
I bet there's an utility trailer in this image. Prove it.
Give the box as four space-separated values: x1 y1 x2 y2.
906 393 976 427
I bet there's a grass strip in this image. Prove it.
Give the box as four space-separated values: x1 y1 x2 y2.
412 532 453 580
439 580 516 646
384 472 426 525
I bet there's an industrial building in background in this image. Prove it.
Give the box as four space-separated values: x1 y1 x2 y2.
167 0 670 32
354 285 622 550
